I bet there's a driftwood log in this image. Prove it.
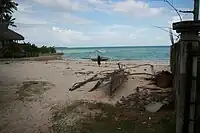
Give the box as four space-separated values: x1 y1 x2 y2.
109 69 127 96
69 63 172 96
69 74 98 91
89 79 104 92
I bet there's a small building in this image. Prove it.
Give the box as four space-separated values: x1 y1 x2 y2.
0 24 24 47
0 24 24 57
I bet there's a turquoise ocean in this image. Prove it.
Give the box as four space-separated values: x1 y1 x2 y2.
56 46 170 61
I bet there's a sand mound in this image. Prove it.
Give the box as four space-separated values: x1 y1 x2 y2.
16 81 55 101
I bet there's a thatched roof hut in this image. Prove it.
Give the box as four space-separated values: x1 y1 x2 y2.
0 25 24 41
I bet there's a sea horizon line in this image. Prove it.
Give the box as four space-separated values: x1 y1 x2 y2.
55 45 170 49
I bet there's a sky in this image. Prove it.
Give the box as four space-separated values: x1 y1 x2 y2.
12 0 194 47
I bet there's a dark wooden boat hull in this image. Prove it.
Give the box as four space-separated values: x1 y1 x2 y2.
91 57 109 61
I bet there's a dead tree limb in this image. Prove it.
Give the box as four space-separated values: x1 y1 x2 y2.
110 69 127 96
137 86 162 90
126 64 156 76
74 71 93 75
69 63 161 93
128 72 155 77
137 86 172 93
126 64 154 69
88 79 103 92
98 69 114 73
69 74 98 91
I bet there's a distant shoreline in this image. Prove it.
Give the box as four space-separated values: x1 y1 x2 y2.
56 46 170 61
56 45 170 49
63 57 170 62
0 54 64 61
0 58 170 65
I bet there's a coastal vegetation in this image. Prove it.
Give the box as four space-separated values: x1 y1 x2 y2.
21 42 56 54
0 1 57 58
3 42 57 58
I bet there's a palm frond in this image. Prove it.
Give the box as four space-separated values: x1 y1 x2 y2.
0 0 18 27
10 23 17 27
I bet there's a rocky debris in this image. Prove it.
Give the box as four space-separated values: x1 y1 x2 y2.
116 86 173 112
145 102 163 113
155 71 172 88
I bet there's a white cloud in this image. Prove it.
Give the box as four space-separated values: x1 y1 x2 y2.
28 0 163 17
12 0 176 47
168 14 193 25
167 7 193 25
14 23 168 47
112 0 163 17
155 36 163 40
170 16 181 23
58 13 93 25
14 25 92 46
17 3 33 13
31 0 88 12
103 24 135 33
13 2 92 25
15 15 48 25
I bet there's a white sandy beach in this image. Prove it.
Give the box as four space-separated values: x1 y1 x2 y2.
0 60 170 133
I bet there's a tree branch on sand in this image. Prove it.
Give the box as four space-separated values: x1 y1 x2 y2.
69 63 172 96
69 74 98 91
89 79 104 92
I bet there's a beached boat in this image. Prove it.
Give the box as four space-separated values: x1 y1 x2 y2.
89 49 109 61
90 56 109 61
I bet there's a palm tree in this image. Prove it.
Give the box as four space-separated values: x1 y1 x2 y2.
3 13 16 27
0 0 18 27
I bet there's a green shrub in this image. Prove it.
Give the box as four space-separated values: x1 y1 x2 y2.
2 41 57 58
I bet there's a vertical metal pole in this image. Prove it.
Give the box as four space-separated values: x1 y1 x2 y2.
0 0 2 24
194 0 199 20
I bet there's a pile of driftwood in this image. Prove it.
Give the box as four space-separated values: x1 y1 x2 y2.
69 63 172 96
116 86 173 110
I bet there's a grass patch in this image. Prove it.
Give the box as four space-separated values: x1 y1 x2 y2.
51 101 85 122
49 101 176 133
16 81 54 101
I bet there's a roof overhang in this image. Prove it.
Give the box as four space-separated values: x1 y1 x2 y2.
0 24 24 40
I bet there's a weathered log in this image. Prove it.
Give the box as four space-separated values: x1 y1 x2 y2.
128 72 155 77
152 91 171 94
110 69 127 96
74 71 94 75
126 64 156 76
69 63 169 95
69 74 98 91
137 86 165 90
88 80 104 92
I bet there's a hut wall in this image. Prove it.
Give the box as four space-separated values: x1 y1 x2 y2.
171 32 200 133
171 40 188 133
